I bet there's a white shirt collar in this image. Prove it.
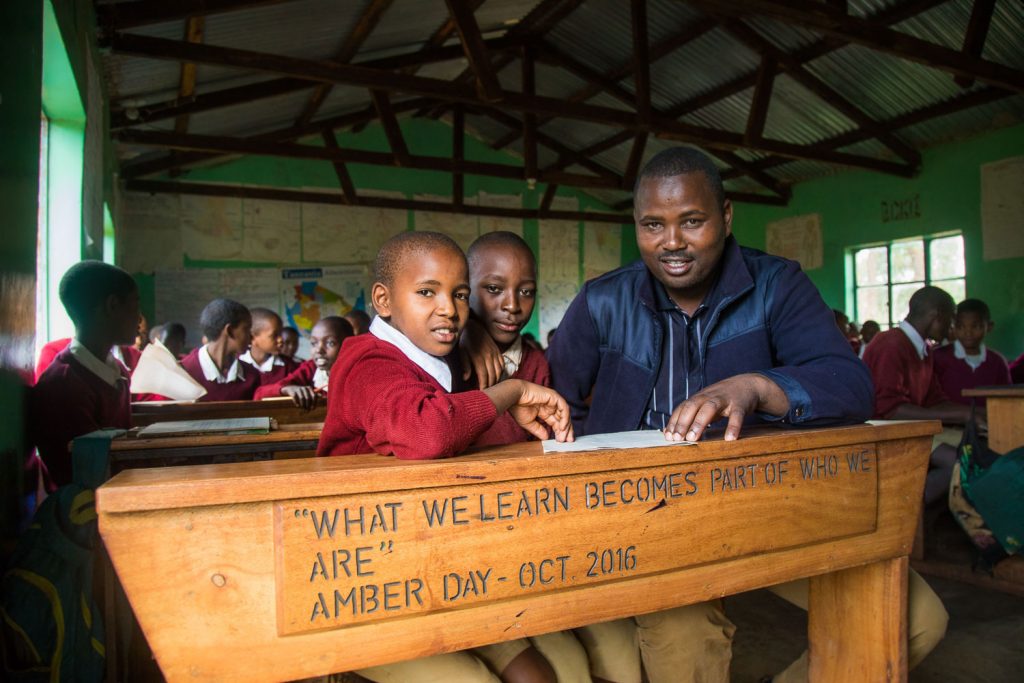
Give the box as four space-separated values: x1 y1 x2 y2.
239 350 283 373
312 367 330 391
953 340 986 370
68 339 125 387
500 336 524 381
899 320 928 360
198 345 246 384
370 316 452 391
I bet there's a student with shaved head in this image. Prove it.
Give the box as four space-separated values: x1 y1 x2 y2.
240 307 300 384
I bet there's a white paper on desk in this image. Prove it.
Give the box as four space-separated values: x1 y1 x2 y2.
129 340 207 401
543 430 696 453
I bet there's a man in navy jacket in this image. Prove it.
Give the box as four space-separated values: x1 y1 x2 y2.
545 148 944 683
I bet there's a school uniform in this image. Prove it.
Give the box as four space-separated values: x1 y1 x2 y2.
1010 352 1024 384
180 346 260 402
933 341 1012 406
35 338 141 383
862 321 947 418
252 359 329 400
239 350 300 385
471 338 554 448
317 318 588 682
29 341 131 488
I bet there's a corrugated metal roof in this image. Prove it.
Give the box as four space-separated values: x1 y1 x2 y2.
651 26 760 110
762 74 858 145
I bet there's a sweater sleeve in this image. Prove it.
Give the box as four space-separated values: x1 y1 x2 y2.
548 284 602 434
253 362 314 400
347 353 497 459
757 260 875 425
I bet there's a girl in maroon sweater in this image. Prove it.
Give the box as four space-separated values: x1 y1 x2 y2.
180 298 260 401
253 316 353 407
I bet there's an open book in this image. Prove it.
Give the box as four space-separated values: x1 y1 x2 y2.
136 417 272 438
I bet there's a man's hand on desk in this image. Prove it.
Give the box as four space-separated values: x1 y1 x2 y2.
664 373 789 442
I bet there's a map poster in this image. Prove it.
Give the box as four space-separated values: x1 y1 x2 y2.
281 265 370 357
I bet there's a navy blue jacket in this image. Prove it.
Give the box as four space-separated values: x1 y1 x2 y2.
548 236 874 436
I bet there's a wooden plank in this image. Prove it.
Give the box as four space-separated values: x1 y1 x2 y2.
631 0 651 122
321 130 358 205
370 90 411 166
130 397 326 427
452 105 465 207
445 0 504 102
521 45 538 181
746 54 775 144
954 0 997 88
173 17 205 136
97 422 935 681
962 387 1024 453
623 132 648 190
808 556 908 681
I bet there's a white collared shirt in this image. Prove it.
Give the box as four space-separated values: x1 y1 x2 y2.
899 320 928 360
369 316 452 391
198 345 246 384
68 339 125 388
312 368 330 391
239 350 284 373
953 340 986 371
500 336 524 381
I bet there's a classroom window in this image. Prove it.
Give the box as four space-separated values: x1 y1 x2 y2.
851 234 965 329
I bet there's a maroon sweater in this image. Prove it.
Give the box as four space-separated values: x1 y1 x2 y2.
29 348 131 488
862 328 946 418
180 348 261 402
1010 352 1024 384
472 344 553 448
244 354 301 386
317 334 496 459
932 344 1012 406
254 359 318 400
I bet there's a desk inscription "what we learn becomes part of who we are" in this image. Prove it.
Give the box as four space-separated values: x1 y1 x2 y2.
274 437 878 637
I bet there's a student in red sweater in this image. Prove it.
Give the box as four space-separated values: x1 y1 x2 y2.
318 232 575 683
180 299 260 402
239 307 299 385
29 261 140 488
254 316 353 408
463 231 553 447
862 286 975 503
933 299 1012 406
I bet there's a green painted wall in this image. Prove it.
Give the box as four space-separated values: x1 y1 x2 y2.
732 123 1024 359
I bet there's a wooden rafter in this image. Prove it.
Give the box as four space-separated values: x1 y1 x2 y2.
540 183 559 211
631 0 651 122
521 45 538 181
370 90 411 166
452 105 465 208
623 133 649 191
955 0 997 88
745 55 775 145
173 17 206 135
321 130 358 205
445 0 504 102
125 179 634 224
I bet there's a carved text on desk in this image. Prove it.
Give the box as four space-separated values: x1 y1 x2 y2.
274 446 877 636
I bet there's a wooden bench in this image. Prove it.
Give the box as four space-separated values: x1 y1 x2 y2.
130 397 326 427
96 421 937 682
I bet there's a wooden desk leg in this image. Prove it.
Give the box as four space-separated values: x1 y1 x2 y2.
808 556 908 682
912 508 925 561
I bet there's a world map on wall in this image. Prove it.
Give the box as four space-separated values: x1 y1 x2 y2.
284 282 356 337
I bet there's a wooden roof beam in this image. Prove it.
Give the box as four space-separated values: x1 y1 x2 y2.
320 130 358 205
370 90 411 166
632 0 652 123
452 105 465 208
678 0 1024 92
745 55 775 145
623 133 648 191
955 0 996 88
521 46 538 182
445 0 505 102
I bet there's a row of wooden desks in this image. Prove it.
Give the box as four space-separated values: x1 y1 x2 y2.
97 420 938 682
962 385 1024 453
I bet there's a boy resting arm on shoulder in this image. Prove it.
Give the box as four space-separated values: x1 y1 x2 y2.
316 231 571 460
253 316 354 409
180 299 261 402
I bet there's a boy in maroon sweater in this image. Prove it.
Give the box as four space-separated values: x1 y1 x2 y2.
180 299 260 401
239 307 300 385
933 299 1012 406
317 231 576 683
464 232 553 447
253 316 353 407
29 261 140 488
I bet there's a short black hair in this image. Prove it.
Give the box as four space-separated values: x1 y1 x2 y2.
374 231 465 287
249 307 281 334
467 231 535 270
58 260 137 326
344 309 371 327
634 147 726 208
199 298 250 341
908 286 955 318
161 322 186 342
956 298 991 322
315 315 354 340
281 326 299 338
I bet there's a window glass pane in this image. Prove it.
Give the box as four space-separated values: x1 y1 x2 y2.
929 235 965 279
934 278 965 304
856 285 890 328
891 282 923 324
890 240 925 283
855 247 887 286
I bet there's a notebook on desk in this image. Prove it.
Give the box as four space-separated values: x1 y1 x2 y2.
136 417 273 438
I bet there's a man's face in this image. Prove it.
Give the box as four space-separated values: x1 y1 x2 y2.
469 244 537 351
634 173 732 310
954 311 987 353
310 321 350 371
373 247 470 357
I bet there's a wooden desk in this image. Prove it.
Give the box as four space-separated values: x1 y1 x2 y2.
130 397 326 427
962 386 1024 453
97 421 937 682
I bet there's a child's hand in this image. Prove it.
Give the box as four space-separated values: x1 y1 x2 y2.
281 385 318 411
507 381 575 443
459 318 504 389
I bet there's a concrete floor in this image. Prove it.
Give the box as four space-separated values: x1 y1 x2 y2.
728 574 1024 682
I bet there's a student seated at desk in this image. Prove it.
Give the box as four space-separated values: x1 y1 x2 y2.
239 307 299 384
317 231 578 683
180 299 260 401
149 321 187 358
280 325 301 362
29 261 140 488
933 298 1012 406
254 316 353 407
